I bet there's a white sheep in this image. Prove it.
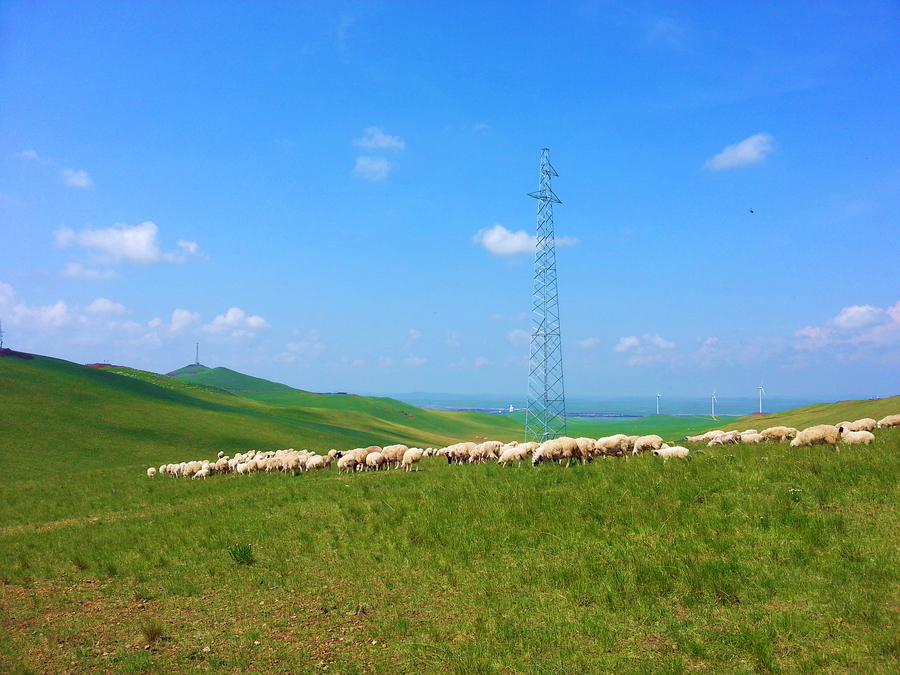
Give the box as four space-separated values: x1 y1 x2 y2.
685 430 724 443
790 424 840 448
739 433 763 444
632 435 664 455
146 467 157 477
653 445 689 459
401 448 424 472
305 455 326 472
497 445 529 467
837 418 877 432
877 414 900 429
365 451 386 471
760 426 799 441
380 444 408 469
594 434 628 457
337 454 358 474
532 437 582 467
841 430 875 445
708 431 741 446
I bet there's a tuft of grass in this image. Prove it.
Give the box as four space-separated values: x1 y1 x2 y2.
227 542 255 565
139 619 164 644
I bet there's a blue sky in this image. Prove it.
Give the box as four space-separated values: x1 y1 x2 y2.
2 1 899 401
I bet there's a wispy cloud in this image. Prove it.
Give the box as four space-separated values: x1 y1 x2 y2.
474 223 579 256
352 127 405 182
794 302 900 352
353 156 395 182
614 333 675 366
577 337 600 350
507 328 531 346
62 168 93 188
85 298 126 315
705 133 776 170
61 263 117 280
54 222 204 268
354 127 405 151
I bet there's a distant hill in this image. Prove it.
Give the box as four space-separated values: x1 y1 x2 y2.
166 364 307 393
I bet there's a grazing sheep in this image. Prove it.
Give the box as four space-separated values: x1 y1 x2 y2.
632 435 664 455
739 433 763 444
654 445 689 459
760 426 799 441
877 414 900 429
401 448 424 472
837 418 877 432
790 424 840 448
685 430 724 443
146 467 157 477
337 455 358 474
709 431 741 446
532 437 582 467
575 437 597 460
305 455 326 472
497 445 529 467
381 444 408 469
841 430 875 445
365 451 386 471
594 434 629 457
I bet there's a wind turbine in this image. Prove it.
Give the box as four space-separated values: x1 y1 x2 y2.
656 391 660 415
710 388 718 419
758 379 767 414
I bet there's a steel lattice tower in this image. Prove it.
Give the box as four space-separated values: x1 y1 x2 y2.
525 148 567 443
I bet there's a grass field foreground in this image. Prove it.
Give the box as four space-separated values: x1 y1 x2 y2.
2 354 899 674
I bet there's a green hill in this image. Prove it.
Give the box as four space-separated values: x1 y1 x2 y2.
166 363 307 393
719 396 900 432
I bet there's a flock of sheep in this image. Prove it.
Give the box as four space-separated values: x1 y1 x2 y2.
145 413 900 479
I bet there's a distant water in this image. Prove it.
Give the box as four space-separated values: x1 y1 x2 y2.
391 393 827 418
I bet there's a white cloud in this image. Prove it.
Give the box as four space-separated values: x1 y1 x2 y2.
354 127 405 151
646 334 675 350
148 317 162 329
353 156 394 182
831 305 889 330
10 300 71 328
0 281 14 307
445 331 461 348
202 307 270 337
405 355 427 367
285 330 325 358
54 222 203 265
15 149 41 161
507 328 531 346
170 309 201 334
473 357 492 368
60 263 117 280
614 334 675 366
794 301 900 352
614 336 641 352
85 298 126 315
474 224 535 256
379 357 393 367
63 168 93 188
474 224 579 256
704 133 775 170
577 337 600 350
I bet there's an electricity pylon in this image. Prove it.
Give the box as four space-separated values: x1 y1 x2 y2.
525 148 567 443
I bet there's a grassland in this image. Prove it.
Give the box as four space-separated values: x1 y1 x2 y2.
2 353 899 674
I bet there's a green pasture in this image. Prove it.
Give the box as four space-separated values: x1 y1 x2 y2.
1 353 899 674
